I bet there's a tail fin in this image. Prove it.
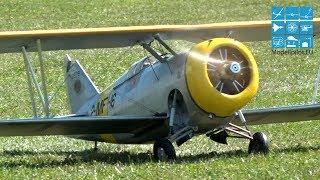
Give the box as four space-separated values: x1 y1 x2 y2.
64 55 100 114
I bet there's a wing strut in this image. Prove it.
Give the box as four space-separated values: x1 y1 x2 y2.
154 34 177 56
140 34 177 63
21 40 50 118
140 41 166 62
22 46 38 117
37 40 50 117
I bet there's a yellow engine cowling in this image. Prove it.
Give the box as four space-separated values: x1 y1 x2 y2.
185 38 259 117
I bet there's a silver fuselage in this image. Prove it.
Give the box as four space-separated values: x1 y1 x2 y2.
75 53 231 143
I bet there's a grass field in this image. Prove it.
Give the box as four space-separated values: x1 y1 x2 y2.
0 0 319 179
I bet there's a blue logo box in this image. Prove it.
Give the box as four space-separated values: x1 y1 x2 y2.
271 6 313 49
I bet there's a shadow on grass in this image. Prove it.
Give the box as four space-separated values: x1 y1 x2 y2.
0 144 318 168
179 144 320 163
0 150 153 168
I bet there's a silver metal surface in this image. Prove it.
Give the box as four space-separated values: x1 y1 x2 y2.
23 48 46 111
65 56 100 114
22 47 37 117
140 42 165 62
233 104 320 125
154 34 177 56
228 123 251 134
237 110 246 123
37 39 50 117
225 126 252 140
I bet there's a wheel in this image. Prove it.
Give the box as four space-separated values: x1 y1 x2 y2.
153 138 176 161
248 132 269 154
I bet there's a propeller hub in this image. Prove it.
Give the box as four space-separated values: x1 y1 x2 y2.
229 61 241 74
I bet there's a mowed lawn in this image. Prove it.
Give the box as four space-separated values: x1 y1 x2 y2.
0 0 319 179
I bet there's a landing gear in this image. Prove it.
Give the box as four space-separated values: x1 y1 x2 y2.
248 132 269 154
207 110 270 155
153 126 196 161
153 89 196 161
153 138 176 161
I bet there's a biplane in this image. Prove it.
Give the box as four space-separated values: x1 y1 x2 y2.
0 19 320 161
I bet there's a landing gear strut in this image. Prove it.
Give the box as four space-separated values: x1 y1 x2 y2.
207 110 269 154
153 89 196 161
236 110 269 154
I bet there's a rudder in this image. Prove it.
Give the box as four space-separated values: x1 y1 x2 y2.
64 55 100 114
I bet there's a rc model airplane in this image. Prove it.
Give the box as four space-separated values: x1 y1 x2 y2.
0 19 320 161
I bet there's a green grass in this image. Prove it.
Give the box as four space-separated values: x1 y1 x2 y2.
0 0 319 179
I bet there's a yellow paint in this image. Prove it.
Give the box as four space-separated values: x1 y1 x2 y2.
186 38 259 117
0 18 319 39
100 134 117 143
95 91 117 143
97 91 108 116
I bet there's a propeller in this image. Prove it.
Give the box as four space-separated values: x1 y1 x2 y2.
207 46 251 95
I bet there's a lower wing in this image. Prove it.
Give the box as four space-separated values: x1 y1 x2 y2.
0 115 167 136
2 104 319 136
234 104 320 125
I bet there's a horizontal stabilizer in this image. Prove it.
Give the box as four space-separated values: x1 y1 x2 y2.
0 116 167 136
233 104 320 125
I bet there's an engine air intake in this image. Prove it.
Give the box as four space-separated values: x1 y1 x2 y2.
186 38 259 117
207 46 251 95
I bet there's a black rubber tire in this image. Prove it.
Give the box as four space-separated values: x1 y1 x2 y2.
248 132 269 154
153 138 176 161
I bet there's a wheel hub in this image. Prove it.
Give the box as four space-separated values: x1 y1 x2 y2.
157 147 168 161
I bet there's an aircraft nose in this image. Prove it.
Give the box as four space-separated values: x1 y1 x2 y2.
206 46 251 95
186 38 259 117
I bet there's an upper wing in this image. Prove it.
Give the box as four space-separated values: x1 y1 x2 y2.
233 104 320 125
1 18 320 53
0 115 166 136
